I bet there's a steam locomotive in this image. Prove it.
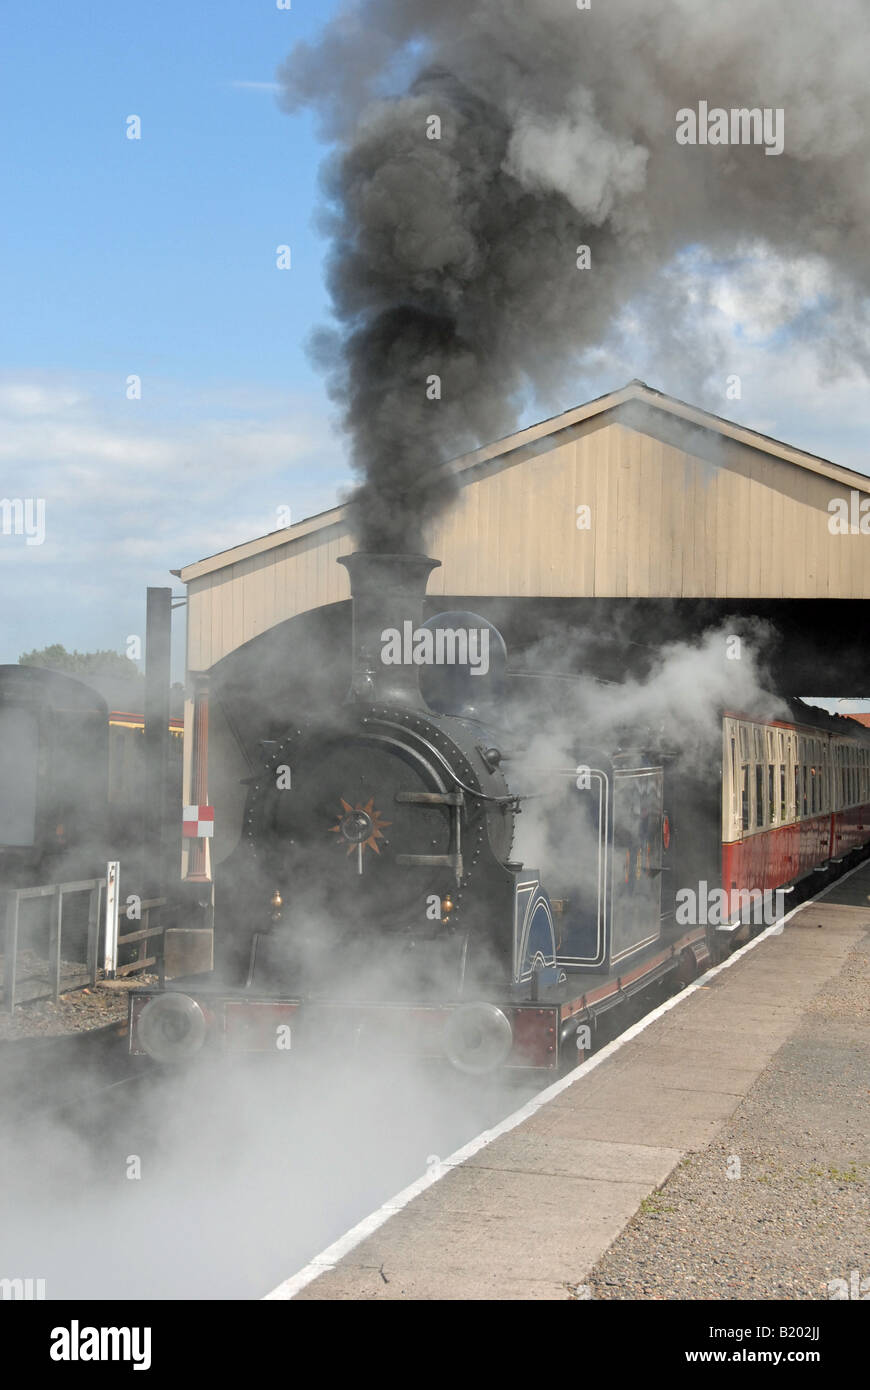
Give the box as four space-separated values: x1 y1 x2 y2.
129 549 870 1074
130 551 717 1074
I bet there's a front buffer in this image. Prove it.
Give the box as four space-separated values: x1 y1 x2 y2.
129 987 560 1075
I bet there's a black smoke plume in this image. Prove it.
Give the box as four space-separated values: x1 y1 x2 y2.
279 1 870 550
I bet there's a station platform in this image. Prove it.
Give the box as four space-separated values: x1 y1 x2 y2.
275 863 870 1300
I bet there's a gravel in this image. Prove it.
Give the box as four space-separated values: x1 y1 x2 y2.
584 931 870 1300
0 967 157 1043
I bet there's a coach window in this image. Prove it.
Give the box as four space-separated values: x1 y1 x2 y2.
850 749 855 805
755 764 764 827
819 741 825 810
844 750 856 806
806 743 812 811
795 765 801 819
802 761 809 816
741 765 750 832
849 748 854 805
850 748 855 805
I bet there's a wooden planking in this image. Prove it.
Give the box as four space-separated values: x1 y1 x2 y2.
744 451 763 599
600 422 621 594
573 432 595 596
660 444 683 597
799 462 816 600
765 459 783 600
715 450 734 597
183 416 870 671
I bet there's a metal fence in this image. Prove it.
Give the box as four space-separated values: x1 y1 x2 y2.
1 864 167 1012
2 877 102 1013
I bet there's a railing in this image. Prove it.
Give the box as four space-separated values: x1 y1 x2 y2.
2 866 168 1012
2 878 102 1013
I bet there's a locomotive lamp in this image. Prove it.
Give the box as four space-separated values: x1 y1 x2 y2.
440 893 455 925
270 888 283 922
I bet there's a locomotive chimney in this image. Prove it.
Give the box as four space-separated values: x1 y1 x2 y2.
338 551 441 707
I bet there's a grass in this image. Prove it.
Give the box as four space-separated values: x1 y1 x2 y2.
640 1193 676 1215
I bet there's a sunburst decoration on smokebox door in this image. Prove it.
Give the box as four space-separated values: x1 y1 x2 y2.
329 797 391 873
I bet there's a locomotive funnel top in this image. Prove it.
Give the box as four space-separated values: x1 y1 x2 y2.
338 551 441 708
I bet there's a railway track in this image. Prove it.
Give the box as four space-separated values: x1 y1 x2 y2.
0 1022 148 1124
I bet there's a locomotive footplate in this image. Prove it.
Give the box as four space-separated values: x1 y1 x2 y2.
128 988 561 1073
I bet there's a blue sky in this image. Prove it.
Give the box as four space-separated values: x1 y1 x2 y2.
2 2 870 693
0 1 345 673
1 1 336 390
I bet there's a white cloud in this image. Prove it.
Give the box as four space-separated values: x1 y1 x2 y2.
0 372 347 663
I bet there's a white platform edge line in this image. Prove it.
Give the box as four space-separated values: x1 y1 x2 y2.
263 860 867 1300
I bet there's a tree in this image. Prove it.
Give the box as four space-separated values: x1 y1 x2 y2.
19 644 142 679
